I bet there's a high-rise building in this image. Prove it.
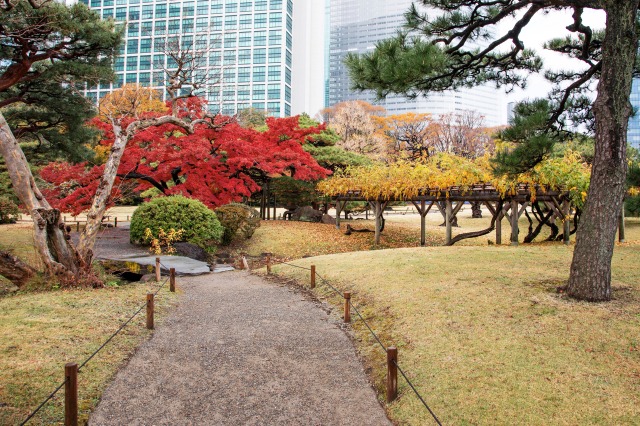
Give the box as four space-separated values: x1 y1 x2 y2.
327 0 505 126
82 0 293 117
291 0 326 117
629 79 640 150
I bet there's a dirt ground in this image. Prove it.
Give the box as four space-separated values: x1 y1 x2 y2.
89 271 391 425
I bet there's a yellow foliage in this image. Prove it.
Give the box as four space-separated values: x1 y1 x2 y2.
318 151 592 208
143 227 185 255
99 84 167 120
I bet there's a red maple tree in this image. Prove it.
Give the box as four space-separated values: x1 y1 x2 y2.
41 99 331 214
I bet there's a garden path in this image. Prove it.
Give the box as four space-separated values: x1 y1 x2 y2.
89 271 390 425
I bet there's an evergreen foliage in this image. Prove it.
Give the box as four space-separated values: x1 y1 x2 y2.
130 196 223 251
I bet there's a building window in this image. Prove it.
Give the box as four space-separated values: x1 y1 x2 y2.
102 9 113 19
138 55 151 71
253 66 266 82
169 3 180 17
142 4 153 19
238 49 251 64
238 68 250 83
252 102 265 110
169 20 180 34
114 57 124 71
196 17 208 31
268 65 280 81
240 1 251 12
254 31 266 46
239 33 252 47
224 34 237 48
268 84 280 100
128 6 140 20
255 0 267 11
254 13 267 28
115 7 126 21
140 38 152 53
155 4 166 18
267 102 280 115
223 51 236 65
269 30 282 45
183 2 195 16
237 87 250 100
270 0 282 10
253 49 266 64
126 73 137 83
269 12 282 28
127 39 139 54
268 47 281 62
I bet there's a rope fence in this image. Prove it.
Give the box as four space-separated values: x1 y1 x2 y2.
270 259 443 426
20 260 176 426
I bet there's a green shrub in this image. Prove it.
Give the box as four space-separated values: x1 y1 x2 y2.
625 195 640 217
0 196 20 224
130 196 223 251
215 203 261 245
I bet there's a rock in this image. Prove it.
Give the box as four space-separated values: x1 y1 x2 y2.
174 242 210 262
291 206 323 222
140 274 156 283
321 214 336 225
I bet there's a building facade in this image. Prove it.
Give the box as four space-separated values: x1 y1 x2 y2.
82 0 293 117
629 79 640 150
327 0 505 126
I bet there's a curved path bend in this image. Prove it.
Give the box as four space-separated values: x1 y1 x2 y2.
90 271 391 425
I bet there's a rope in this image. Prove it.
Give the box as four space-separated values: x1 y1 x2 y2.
394 360 442 426
19 381 66 426
21 274 169 424
273 259 442 424
347 300 387 353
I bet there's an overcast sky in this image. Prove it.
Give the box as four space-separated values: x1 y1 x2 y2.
503 8 606 103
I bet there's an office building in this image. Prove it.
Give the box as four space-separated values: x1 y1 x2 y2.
327 0 505 126
82 0 293 117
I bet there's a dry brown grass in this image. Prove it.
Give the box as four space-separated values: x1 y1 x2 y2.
257 216 640 425
0 282 177 425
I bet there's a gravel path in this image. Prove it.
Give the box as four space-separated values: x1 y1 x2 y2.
90 271 391 425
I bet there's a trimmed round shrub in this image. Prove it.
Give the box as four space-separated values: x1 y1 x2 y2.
0 196 20 224
130 196 223 251
215 203 261 245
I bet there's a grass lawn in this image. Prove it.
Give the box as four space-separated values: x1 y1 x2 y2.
256 216 640 425
0 222 177 425
0 283 177 425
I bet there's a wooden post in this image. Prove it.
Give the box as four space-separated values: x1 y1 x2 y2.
155 257 161 282
146 293 154 330
242 256 250 270
496 210 502 245
344 292 351 323
374 202 381 245
64 362 78 426
335 201 342 229
386 346 398 403
114 217 118 227
266 255 271 274
619 207 626 243
562 200 571 245
76 221 80 232
420 201 426 247
64 216 67 223
310 265 316 289
445 200 452 245
127 215 129 221
170 268 176 292
511 199 519 246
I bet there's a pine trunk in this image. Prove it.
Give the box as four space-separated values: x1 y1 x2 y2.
567 0 638 301
77 124 128 263
0 111 82 281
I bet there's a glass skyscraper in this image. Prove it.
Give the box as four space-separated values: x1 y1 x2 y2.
629 79 640 150
327 0 505 126
81 0 293 117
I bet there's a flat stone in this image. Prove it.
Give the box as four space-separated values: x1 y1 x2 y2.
116 255 211 276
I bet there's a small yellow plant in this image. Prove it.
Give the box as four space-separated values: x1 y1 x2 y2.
143 227 185 255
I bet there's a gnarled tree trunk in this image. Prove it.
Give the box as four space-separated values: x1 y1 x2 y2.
0 111 83 283
77 124 127 262
567 0 638 301
0 250 36 287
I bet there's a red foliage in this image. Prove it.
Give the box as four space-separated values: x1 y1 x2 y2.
41 103 331 214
